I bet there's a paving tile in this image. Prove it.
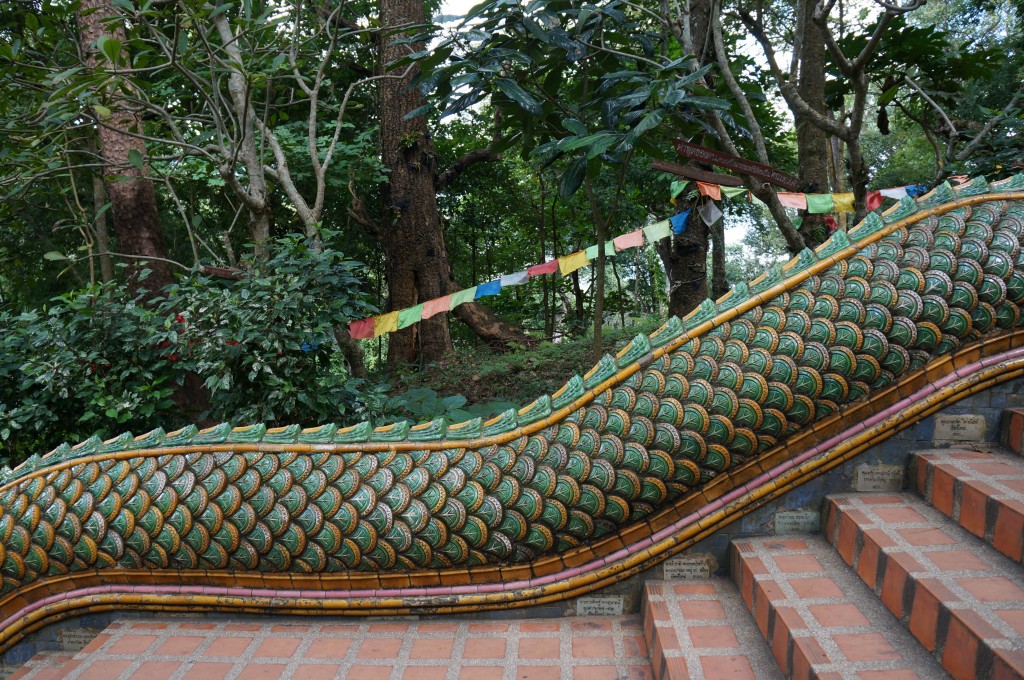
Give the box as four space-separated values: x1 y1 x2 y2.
731 534 944 679
642 577 781 680
180 662 234 680
825 490 1024 680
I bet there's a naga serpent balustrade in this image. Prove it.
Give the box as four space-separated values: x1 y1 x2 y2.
1 175 1023 652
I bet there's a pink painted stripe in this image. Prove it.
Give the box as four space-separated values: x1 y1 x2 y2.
2 347 1022 631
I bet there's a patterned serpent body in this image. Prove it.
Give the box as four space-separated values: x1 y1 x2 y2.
1 176 1024 599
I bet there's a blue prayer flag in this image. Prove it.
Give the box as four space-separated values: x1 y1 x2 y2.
670 210 691 234
475 279 502 298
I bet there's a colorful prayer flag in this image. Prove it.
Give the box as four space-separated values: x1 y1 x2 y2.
449 287 477 308
643 220 672 242
397 304 424 330
720 186 747 199
500 271 529 286
475 280 501 298
670 180 691 198
584 242 615 260
880 187 908 200
905 184 928 198
348 318 375 339
422 295 450 319
558 251 590 276
832 193 855 213
696 182 722 201
527 260 559 277
778 192 807 209
699 200 722 226
670 210 691 234
613 229 644 251
805 194 834 214
374 311 399 337
866 191 884 212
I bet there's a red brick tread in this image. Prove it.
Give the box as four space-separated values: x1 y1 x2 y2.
911 448 1024 564
642 578 782 680
730 535 945 680
5 650 76 680
825 492 1024 680
5 616 654 680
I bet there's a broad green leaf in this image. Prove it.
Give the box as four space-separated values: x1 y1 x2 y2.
43 251 68 261
558 156 586 201
494 78 542 116
127 149 144 169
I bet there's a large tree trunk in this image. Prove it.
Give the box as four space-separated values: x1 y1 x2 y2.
379 0 454 368
795 0 831 246
656 0 715 319
657 206 709 318
78 0 172 294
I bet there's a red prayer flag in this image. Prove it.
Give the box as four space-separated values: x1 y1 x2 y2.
696 182 722 201
527 260 559 277
348 318 375 339
422 295 451 319
866 191 884 211
778 192 807 209
613 229 644 251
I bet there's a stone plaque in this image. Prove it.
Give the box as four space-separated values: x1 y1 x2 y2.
58 628 102 650
853 463 904 492
663 554 714 579
774 510 820 534
576 596 625 616
933 414 987 441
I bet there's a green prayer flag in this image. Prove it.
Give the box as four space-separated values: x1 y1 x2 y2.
670 180 690 198
397 304 424 330
584 242 615 260
806 193 834 214
720 186 747 199
449 287 477 309
643 220 672 242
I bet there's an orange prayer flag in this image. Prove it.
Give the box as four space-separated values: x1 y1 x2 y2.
696 182 722 201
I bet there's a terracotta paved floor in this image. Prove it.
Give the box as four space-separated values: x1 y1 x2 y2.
9 616 654 680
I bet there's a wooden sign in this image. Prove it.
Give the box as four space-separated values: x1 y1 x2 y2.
673 139 803 192
651 159 743 187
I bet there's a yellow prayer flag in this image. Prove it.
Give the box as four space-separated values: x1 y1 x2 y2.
833 193 855 213
558 251 590 276
373 311 399 337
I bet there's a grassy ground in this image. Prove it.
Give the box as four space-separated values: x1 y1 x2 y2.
391 317 662 412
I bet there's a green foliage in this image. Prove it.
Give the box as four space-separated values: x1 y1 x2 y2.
417 0 724 199
0 235 380 464
397 317 663 407
379 388 517 426
163 233 380 426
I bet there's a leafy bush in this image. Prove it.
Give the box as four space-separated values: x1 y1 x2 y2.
0 234 381 465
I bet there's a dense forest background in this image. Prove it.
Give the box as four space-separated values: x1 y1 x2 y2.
0 0 1021 465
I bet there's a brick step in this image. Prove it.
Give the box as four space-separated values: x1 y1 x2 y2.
729 535 944 680
5 650 76 680
4 615 655 680
911 448 1024 564
642 578 781 680
824 493 1024 679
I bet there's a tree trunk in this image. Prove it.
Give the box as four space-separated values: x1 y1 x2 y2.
657 0 714 319
710 218 729 299
90 151 113 283
795 0 831 247
78 0 172 294
379 0 454 368
656 206 709 318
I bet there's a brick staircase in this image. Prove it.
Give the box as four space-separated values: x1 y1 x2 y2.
645 445 1024 680
9 446 1024 680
